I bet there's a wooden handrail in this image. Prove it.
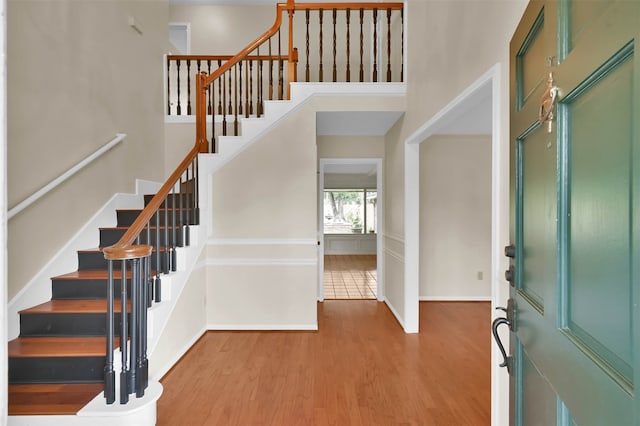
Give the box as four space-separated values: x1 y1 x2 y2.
290 2 402 10
104 140 205 261
168 54 289 62
202 3 288 88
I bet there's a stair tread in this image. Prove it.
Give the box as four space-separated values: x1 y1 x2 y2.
9 337 118 357
52 269 158 280
20 300 128 314
8 383 103 415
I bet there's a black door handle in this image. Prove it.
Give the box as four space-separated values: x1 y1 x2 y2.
492 316 513 374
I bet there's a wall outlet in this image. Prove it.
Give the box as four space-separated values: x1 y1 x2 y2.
477 271 483 280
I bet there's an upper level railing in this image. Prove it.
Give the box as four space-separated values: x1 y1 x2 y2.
166 1 404 152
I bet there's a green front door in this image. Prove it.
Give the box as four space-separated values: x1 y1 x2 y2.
507 1 640 424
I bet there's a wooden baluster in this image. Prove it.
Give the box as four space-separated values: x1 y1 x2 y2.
319 9 324 82
332 9 337 82
227 66 232 116
258 47 264 116
305 10 310 82
373 9 378 82
239 61 243 116
245 58 250 118
176 59 182 115
206 61 212 115
217 60 223 114
401 8 404 82
269 38 274 100
234 64 239 135
249 59 254 115
166 58 171 115
187 60 192 115
359 9 364 82
222 70 227 136
278 30 284 100
387 9 392 82
346 9 351 82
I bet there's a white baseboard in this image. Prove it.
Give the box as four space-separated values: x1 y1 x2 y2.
207 323 318 331
151 327 207 382
384 298 405 330
419 296 492 302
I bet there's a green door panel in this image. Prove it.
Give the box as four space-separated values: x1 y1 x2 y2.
509 1 639 425
563 49 634 385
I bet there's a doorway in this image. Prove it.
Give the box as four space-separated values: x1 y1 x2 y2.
318 159 384 302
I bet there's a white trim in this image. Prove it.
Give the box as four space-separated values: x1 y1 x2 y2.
208 238 317 246
205 258 318 266
152 327 207 381
7 133 126 220
383 246 404 262
383 232 404 244
207 323 318 331
419 296 492 302
383 299 404 330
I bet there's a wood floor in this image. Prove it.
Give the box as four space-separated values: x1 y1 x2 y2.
157 301 491 425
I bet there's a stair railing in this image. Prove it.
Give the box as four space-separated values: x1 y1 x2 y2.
177 0 404 152
102 140 206 404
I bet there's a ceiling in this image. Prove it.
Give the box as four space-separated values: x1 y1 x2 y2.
316 111 403 136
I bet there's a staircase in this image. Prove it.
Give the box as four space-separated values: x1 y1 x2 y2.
7 197 196 417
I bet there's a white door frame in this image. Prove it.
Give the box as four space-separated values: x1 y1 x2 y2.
318 158 384 302
404 63 509 425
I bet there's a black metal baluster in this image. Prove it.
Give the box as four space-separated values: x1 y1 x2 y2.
129 258 139 398
120 260 129 404
185 163 191 246
146 224 152 306
171 183 177 271
222 70 227 135
195 155 200 225
154 211 161 303
239 61 244 116
234 64 239 135
141 256 150 392
164 194 170 273
258 47 264 116
179 172 184 243
104 259 115 404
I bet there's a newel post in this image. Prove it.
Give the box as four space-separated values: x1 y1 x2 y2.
195 72 209 153
287 0 297 99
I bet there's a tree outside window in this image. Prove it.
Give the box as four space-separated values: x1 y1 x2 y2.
324 189 377 234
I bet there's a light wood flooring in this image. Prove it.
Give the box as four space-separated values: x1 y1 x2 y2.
157 301 491 425
323 255 377 300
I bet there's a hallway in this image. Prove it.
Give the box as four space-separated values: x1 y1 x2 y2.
157 301 491 425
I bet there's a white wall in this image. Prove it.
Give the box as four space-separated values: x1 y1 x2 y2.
7 0 170 300
419 135 491 300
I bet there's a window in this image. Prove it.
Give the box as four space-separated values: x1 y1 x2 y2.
323 189 377 234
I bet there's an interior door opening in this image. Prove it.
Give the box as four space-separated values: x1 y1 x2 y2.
318 159 383 302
